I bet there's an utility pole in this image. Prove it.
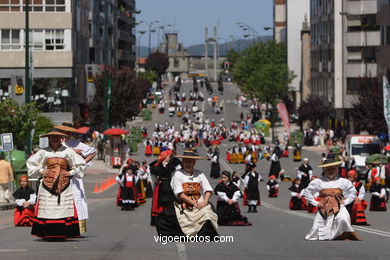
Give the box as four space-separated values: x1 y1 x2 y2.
25 0 32 154
205 27 208 79
213 27 218 81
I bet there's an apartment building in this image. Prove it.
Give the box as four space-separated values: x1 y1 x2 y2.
377 0 390 76
0 0 91 114
274 0 287 43
286 0 310 109
310 0 379 128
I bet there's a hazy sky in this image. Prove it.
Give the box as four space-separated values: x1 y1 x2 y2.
136 0 273 47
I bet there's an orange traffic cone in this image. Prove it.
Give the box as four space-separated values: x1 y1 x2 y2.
93 182 99 193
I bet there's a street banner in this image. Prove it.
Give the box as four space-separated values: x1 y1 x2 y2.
383 76 390 138
276 102 290 139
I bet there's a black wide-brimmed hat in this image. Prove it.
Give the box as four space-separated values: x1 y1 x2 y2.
317 158 342 168
176 149 205 160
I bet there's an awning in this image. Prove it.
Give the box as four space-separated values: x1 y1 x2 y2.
77 127 90 134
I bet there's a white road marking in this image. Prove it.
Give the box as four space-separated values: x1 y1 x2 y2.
176 243 188 260
261 201 390 239
0 249 28 252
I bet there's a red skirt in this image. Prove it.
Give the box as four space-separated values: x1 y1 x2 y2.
289 197 308 210
243 189 260 206
351 200 368 225
145 145 152 156
151 183 168 226
369 196 387 211
268 188 278 198
14 207 35 227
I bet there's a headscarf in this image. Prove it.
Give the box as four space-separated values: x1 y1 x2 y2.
347 170 357 180
12 175 35 201
155 149 172 166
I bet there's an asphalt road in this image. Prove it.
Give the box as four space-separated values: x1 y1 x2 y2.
1 82 390 260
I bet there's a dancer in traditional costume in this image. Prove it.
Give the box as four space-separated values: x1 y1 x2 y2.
289 178 308 210
13 175 36 227
27 130 86 240
150 150 181 226
156 150 218 237
269 149 282 179
144 139 153 157
297 158 313 189
369 177 387 211
55 123 96 235
306 176 319 213
214 171 251 226
134 161 146 206
140 160 153 198
243 162 261 213
267 175 279 198
153 140 161 156
116 161 139 211
303 158 361 240
346 170 369 225
210 150 221 179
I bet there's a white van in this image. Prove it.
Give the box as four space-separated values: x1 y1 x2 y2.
344 135 381 176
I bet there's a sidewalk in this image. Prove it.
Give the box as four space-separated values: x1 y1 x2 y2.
0 202 16 211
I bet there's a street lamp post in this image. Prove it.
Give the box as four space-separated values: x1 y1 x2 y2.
264 26 276 143
25 0 32 154
147 20 159 56
136 31 146 75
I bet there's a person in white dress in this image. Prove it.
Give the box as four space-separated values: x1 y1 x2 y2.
27 130 86 240
156 150 218 237
55 124 96 235
303 158 361 241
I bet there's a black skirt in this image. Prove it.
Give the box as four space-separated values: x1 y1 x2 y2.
210 162 221 178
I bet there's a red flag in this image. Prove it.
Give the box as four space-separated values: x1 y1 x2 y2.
276 103 290 139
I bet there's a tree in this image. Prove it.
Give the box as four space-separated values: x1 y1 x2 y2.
0 99 40 150
297 95 330 128
145 52 169 76
350 77 387 134
138 70 158 84
89 67 151 129
231 41 295 105
226 48 240 69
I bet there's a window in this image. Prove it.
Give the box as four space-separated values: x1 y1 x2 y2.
45 29 64 50
29 29 44 50
0 29 21 50
46 0 65 12
174 58 179 68
0 0 20 12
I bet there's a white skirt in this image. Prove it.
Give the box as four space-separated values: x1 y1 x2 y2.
72 178 89 220
37 183 75 219
305 205 355 240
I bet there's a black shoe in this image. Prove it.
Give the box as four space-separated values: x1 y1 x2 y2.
253 207 258 213
247 206 252 213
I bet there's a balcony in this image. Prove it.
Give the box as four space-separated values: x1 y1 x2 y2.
345 0 377 15
118 0 135 10
118 29 131 42
346 31 380 47
346 62 377 77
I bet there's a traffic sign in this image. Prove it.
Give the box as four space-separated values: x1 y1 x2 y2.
1 133 14 151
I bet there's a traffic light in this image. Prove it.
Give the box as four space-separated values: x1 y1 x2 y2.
15 78 24 95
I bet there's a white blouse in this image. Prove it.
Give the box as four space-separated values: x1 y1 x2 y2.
171 169 213 197
303 176 356 207
27 146 86 178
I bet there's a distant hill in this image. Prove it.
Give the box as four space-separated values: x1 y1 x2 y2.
137 36 272 58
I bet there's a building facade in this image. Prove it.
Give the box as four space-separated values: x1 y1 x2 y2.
0 0 136 117
377 0 390 76
274 0 287 43
286 0 310 109
310 0 379 129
